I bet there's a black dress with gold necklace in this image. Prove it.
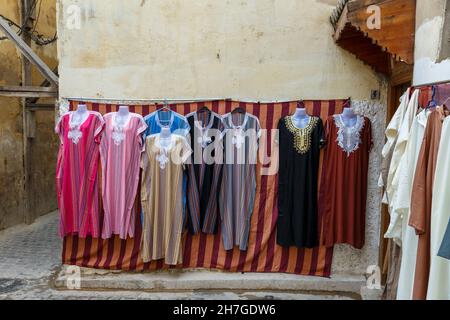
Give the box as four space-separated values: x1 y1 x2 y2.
276 115 324 248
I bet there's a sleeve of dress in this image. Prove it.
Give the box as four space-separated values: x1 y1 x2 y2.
182 118 191 137
94 113 105 144
140 151 150 202
409 131 429 235
256 116 262 141
317 118 325 148
55 114 66 144
137 115 148 152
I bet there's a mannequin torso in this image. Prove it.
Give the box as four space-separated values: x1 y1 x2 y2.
72 104 89 126
116 105 131 127
159 127 172 148
292 108 310 129
340 107 358 127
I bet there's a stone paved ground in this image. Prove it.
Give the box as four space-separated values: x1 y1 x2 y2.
0 212 354 300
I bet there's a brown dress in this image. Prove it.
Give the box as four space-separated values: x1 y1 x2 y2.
319 115 373 249
409 107 449 300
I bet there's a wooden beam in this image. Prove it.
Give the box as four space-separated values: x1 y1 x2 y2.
26 103 56 111
0 16 59 86
0 85 58 97
29 66 59 104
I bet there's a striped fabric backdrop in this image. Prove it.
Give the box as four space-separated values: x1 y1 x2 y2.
62 99 347 277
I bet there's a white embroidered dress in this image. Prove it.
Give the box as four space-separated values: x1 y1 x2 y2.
384 90 420 243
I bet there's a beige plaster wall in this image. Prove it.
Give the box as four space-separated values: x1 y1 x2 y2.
57 0 384 101
413 0 450 85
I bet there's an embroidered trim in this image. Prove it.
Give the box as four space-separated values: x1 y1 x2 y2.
111 114 131 146
156 152 169 169
231 129 245 149
68 127 82 144
334 115 365 156
68 113 87 144
197 133 212 148
285 116 318 154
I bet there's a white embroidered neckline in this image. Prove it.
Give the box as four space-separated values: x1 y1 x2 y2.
68 112 90 144
111 113 131 146
231 128 245 149
155 135 175 170
334 115 365 156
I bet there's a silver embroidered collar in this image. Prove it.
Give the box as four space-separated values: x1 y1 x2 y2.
68 112 89 144
111 114 130 146
334 114 365 156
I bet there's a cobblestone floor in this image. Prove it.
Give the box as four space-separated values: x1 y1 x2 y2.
0 212 353 300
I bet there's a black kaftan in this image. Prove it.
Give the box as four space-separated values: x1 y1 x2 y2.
277 116 323 248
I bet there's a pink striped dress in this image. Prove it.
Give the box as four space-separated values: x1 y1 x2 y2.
55 111 105 238
100 113 147 239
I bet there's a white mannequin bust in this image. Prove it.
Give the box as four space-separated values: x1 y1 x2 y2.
159 127 172 148
340 107 358 127
292 107 310 129
72 104 89 126
116 105 130 127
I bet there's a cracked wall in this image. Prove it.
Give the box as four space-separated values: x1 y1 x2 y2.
0 0 58 230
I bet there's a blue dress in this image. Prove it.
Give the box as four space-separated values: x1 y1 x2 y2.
143 109 190 140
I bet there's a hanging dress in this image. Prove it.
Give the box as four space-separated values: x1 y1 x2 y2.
277 115 324 248
219 112 261 251
185 110 224 234
143 109 190 139
395 109 430 300
55 111 105 238
140 134 192 265
384 89 420 243
379 89 410 207
426 111 450 299
409 106 449 300
100 112 147 239
319 114 373 249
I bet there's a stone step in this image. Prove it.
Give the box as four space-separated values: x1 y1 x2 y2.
54 265 380 299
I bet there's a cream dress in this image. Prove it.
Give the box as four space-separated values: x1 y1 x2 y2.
427 115 450 300
395 109 430 300
384 89 420 244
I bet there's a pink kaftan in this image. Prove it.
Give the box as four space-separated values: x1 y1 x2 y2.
56 111 105 238
100 112 147 239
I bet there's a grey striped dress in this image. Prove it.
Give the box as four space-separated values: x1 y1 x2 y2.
219 112 261 251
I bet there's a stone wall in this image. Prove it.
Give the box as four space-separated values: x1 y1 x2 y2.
0 0 59 230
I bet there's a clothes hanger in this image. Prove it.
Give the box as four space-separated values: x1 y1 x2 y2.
231 105 245 114
197 103 211 113
297 100 306 109
161 100 171 112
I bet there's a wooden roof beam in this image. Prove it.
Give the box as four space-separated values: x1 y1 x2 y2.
0 16 59 86
0 85 58 98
